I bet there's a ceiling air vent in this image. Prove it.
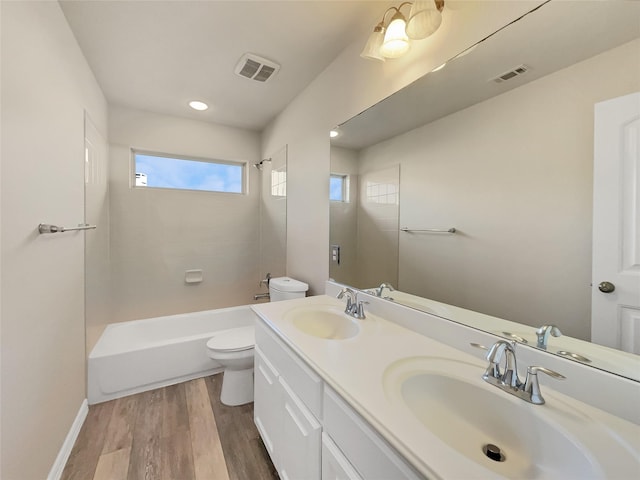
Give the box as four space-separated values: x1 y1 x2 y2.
234 53 280 83
491 64 530 83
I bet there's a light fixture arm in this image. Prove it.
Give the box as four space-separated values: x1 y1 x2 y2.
378 2 412 27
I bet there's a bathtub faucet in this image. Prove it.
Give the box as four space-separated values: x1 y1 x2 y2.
254 292 270 301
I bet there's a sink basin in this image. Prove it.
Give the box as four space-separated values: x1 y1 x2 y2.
383 357 600 479
284 305 360 340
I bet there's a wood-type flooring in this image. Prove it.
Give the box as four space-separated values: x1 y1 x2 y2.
61 375 278 480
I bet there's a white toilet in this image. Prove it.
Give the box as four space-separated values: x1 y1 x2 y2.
206 276 309 406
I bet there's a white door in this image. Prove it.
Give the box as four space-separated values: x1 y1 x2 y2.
84 113 111 351
592 92 640 353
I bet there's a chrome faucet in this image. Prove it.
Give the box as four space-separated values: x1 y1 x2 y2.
483 340 521 389
375 282 395 297
336 287 366 319
482 340 565 405
536 324 562 349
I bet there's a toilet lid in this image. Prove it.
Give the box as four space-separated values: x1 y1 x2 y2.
207 326 255 352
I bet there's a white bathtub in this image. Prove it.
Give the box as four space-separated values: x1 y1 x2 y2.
88 305 258 404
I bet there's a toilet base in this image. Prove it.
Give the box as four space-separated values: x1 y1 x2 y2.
220 368 254 406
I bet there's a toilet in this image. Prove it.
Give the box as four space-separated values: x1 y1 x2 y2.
206 276 309 406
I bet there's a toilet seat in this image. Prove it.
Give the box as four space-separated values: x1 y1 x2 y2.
207 326 255 352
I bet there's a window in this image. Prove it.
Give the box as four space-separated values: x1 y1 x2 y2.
330 174 348 202
133 150 245 194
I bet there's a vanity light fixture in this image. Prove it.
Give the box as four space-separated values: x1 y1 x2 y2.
379 7 411 58
361 0 445 61
188 100 209 111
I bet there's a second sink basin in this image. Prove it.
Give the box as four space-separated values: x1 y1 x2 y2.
284 305 360 340
383 357 600 479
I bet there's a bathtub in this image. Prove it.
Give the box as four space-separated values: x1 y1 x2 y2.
88 304 258 404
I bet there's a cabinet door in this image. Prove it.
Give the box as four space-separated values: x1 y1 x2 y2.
323 387 423 480
322 433 363 480
279 377 322 480
254 346 281 469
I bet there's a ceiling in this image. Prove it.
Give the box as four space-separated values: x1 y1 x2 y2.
60 0 385 131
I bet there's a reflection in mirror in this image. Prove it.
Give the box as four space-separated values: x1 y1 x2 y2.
330 1 640 380
329 151 399 288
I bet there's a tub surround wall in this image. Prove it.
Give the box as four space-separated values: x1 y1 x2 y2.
0 2 108 479
354 40 640 342
262 1 545 294
108 106 261 323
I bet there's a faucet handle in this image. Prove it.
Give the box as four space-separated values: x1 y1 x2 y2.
523 366 566 405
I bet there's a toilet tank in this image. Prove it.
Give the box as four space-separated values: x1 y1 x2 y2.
269 277 309 302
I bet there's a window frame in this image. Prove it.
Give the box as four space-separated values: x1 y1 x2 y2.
131 149 247 195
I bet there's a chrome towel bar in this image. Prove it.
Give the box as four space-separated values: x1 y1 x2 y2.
400 227 456 234
38 223 97 234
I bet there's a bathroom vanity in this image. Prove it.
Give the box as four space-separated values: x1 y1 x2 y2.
251 290 640 480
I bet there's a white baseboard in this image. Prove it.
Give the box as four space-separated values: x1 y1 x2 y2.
47 398 88 480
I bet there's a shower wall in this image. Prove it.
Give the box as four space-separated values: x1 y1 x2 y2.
107 106 261 324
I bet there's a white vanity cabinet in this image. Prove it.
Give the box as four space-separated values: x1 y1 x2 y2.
254 318 323 480
254 316 425 480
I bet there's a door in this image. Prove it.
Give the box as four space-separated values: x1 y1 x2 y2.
592 92 640 353
84 113 111 352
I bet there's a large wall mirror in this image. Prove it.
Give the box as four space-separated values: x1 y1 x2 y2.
330 1 640 380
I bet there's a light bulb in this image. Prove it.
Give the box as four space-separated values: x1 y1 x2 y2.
189 100 208 111
379 13 410 59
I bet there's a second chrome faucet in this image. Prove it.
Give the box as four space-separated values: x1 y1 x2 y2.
482 340 565 405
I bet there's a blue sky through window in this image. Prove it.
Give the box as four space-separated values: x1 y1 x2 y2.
330 175 345 202
135 153 243 193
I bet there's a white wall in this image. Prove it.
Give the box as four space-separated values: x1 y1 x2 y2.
357 40 640 341
108 106 261 323
0 1 108 478
262 1 544 294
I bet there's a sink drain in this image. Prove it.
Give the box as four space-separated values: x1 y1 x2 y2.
483 444 506 462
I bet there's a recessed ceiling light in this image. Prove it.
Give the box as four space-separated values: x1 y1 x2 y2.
329 130 340 138
189 100 208 111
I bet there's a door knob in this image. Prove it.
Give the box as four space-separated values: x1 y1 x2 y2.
598 281 615 293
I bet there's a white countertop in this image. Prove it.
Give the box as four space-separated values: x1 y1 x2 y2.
252 295 640 479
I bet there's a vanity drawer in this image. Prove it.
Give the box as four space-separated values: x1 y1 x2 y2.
255 318 323 419
323 387 423 480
